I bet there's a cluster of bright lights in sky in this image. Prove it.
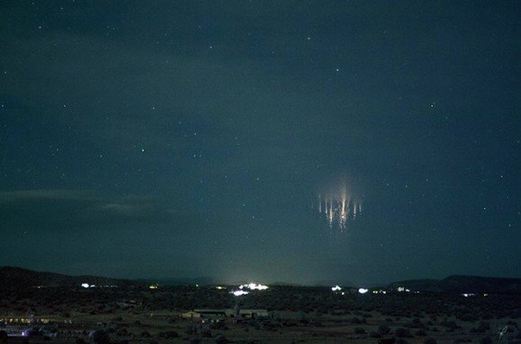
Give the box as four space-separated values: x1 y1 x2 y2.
316 182 362 231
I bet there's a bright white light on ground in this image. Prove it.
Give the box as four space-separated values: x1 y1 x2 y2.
358 288 369 294
149 284 158 289
238 283 269 291
81 283 90 288
331 285 342 291
230 290 249 296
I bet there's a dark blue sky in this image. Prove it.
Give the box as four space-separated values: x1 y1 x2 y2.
1 1 520 285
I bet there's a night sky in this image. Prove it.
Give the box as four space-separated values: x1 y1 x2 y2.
1 1 520 285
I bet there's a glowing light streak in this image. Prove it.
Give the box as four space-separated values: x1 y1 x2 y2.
315 182 363 231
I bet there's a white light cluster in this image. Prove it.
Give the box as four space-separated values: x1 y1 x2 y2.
372 289 387 294
358 288 369 294
331 285 342 292
239 283 269 291
81 283 98 288
81 283 117 289
230 282 268 296
230 290 249 297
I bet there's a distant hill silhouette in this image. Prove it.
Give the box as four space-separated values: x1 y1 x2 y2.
0 266 140 290
140 276 217 286
2 267 521 294
388 275 521 294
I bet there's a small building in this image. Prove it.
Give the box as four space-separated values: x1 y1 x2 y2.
181 311 201 319
181 309 268 320
236 309 269 319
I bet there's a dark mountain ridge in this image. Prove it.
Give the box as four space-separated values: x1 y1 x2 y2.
0 266 140 289
2 267 521 294
388 275 521 294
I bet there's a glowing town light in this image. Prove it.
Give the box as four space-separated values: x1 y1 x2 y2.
148 284 158 289
249 283 268 290
238 283 269 291
331 285 342 292
358 288 369 294
81 283 90 288
230 290 249 297
215 286 225 290
372 289 388 294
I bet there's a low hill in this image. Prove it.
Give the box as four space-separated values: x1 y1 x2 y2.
0 266 140 290
388 275 521 294
387 278 443 292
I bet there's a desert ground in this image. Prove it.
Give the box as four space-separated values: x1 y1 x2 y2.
1 284 521 343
